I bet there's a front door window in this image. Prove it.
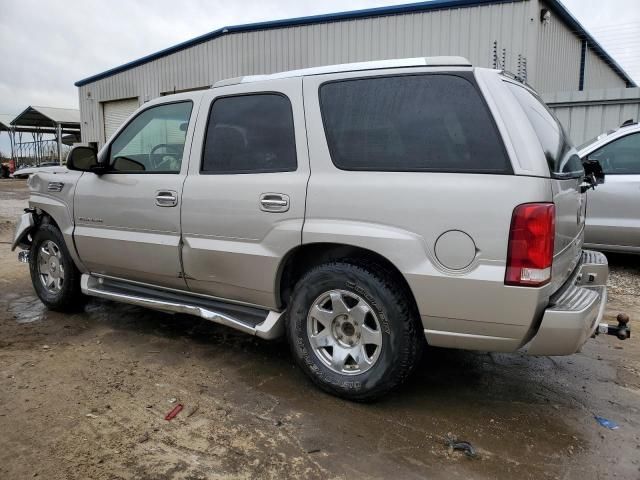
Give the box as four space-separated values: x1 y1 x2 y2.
109 101 193 173
590 133 640 174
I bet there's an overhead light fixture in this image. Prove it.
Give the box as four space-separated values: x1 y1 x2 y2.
540 8 551 25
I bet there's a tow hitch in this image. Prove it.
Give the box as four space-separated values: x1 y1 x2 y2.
597 313 631 341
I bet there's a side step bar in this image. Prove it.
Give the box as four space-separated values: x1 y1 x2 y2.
80 274 285 340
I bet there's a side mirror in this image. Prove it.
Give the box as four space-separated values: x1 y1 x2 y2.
583 159 605 185
580 158 605 193
66 146 105 173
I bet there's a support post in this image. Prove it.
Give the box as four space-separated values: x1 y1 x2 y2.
9 128 15 161
57 123 63 165
579 40 587 91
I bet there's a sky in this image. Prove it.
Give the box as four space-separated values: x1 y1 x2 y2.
1 0 639 155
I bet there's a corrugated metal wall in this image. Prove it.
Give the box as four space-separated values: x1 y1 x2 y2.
79 0 540 145
78 0 630 146
584 47 627 91
534 5 581 94
536 1 627 94
543 88 640 145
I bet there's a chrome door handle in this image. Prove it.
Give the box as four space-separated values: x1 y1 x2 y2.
155 190 178 207
259 193 290 212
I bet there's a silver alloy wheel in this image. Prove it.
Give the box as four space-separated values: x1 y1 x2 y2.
306 289 383 375
37 240 65 293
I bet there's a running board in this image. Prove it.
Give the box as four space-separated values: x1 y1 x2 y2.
80 274 285 340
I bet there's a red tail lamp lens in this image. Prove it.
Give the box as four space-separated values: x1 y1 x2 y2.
505 203 555 286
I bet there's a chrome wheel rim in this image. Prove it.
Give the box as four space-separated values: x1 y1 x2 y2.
37 240 65 294
306 289 383 375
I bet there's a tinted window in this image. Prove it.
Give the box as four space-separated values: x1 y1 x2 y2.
110 102 192 173
589 133 640 174
319 74 509 173
506 82 583 178
202 94 296 174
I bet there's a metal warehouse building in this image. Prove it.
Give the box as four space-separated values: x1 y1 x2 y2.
75 0 638 147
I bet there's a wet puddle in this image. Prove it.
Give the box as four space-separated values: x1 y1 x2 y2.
8 295 47 323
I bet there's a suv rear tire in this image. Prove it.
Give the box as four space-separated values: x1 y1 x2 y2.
29 223 85 312
286 261 424 401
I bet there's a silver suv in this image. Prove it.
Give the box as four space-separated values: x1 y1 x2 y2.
13 57 621 400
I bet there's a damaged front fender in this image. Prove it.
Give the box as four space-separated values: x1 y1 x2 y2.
12 210 35 251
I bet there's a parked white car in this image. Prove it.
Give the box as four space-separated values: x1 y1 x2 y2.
579 121 640 254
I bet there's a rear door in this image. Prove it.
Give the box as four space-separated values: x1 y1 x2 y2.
584 131 640 249
505 82 586 291
180 77 309 309
74 97 199 289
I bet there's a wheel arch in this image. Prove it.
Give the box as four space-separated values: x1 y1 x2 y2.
28 198 88 273
276 242 419 316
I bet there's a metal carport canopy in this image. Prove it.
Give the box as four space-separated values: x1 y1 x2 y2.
10 106 80 129
9 106 80 164
0 114 15 132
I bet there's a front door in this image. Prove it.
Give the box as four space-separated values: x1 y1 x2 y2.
181 77 309 309
585 131 640 249
74 98 199 288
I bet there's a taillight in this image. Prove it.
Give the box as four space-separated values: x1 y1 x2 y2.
505 203 555 287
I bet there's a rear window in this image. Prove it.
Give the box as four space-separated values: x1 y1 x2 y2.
505 82 583 178
319 74 510 173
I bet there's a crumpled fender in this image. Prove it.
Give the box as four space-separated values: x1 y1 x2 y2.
12 211 35 251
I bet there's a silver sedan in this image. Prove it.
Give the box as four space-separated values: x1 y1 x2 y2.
579 121 640 254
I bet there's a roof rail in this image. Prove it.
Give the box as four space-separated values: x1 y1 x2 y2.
499 70 536 90
212 56 472 88
500 70 525 84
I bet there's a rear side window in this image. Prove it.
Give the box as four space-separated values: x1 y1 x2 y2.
505 82 583 178
201 94 297 174
319 74 510 173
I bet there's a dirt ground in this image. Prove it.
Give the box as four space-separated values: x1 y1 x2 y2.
0 179 639 480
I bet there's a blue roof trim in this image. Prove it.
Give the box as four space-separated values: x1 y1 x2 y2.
545 0 635 87
75 0 635 88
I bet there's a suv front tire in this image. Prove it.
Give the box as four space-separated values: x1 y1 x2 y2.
29 223 85 312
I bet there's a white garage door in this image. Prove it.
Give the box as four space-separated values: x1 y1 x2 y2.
103 98 139 141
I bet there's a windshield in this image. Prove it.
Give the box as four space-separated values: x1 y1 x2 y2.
505 82 583 178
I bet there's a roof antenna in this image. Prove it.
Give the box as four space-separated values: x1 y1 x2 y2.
620 119 636 127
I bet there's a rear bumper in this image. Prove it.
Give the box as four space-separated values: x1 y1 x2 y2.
524 250 608 356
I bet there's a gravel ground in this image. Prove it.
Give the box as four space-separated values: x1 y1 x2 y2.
0 178 639 479
608 253 640 297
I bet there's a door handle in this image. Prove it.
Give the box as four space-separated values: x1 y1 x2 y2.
155 190 178 207
259 193 290 212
